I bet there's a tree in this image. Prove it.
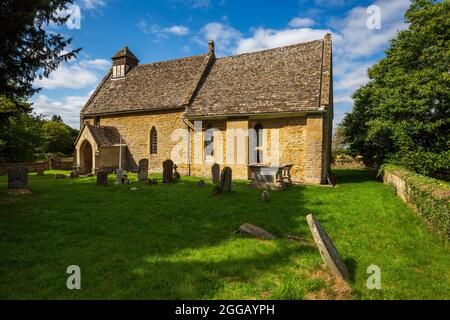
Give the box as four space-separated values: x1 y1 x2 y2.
342 0 450 179
0 112 43 162
0 0 81 102
42 120 79 155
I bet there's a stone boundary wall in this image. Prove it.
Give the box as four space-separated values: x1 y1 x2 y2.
0 158 73 175
383 166 449 240
332 158 366 169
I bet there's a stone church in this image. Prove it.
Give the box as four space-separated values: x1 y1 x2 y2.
74 34 333 184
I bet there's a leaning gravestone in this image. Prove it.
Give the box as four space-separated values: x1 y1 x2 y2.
237 223 275 240
115 169 124 184
219 167 232 192
8 166 29 192
97 171 108 186
163 159 174 183
138 159 149 182
306 214 349 281
211 163 220 184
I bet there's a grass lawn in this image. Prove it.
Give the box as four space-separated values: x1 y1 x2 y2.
0 169 449 300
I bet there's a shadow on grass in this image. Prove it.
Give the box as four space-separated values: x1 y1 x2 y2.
0 173 325 299
334 169 376 185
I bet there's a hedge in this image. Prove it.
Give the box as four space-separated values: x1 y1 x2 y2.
381 164 450 241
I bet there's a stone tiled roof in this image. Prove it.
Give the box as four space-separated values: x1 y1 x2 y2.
86 124 122 147
187 39 326 117
82 54 212 115
81 35 332 117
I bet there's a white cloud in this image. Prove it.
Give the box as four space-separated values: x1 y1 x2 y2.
165 25 190 36
139 19 190 38
32 94 90 128
288 17 315 28
197 22 241 55
332 0 409 58
80 0 106 10
235 27 334 54
34 59 109 90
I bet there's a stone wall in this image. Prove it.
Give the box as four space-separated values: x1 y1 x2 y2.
89 112 327 184
99 110 189 174
383 166 450 240
0 159 73 175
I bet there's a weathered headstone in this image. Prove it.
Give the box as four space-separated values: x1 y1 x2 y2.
8 166 29 190
306 214 349 281
237 223 275 240
219 167 232 192
173 164 180 182
97 171 108 186
198 180 205 188
138 159 149 182
211 163 220 184
163 159 174 183
115 169 124 184
36 167 45 176
261 190 269 202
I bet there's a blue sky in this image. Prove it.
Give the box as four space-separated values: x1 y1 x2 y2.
31 0 411 128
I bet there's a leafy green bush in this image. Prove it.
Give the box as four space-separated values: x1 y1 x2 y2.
381 164 449 241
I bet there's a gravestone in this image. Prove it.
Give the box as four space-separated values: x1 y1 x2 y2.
55 174 66 179
261 190 269 202
36 167 44 176
97 171 108 186
211 163 220 184
237 223 275 240
219 167 232 192
163 159 174 183
8 166 29 190
306 214 349 281
115 169 124 184
198 180 205 188
138 159 149 182
173 164 180 182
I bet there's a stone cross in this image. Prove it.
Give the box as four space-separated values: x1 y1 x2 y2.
211 163 220 184
306 214 349 281
97 171 108 186
220 167 232 192
8 166 28 190
115 169 124 184
138 159 149 182
163 159 174 183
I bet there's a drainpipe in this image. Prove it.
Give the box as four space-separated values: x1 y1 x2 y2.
183 117 193 176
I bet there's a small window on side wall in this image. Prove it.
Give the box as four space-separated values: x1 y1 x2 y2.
150 127 157 155
94 116 100 126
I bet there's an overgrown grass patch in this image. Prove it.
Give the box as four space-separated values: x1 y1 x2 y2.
0 170 449 299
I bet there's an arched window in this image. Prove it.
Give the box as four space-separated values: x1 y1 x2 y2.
204 123 214 159
255 123 263 164
150 127 157 155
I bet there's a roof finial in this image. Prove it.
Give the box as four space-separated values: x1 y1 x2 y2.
208 40 215 54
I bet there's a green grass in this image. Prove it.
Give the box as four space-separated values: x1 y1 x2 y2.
0 169 449 300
